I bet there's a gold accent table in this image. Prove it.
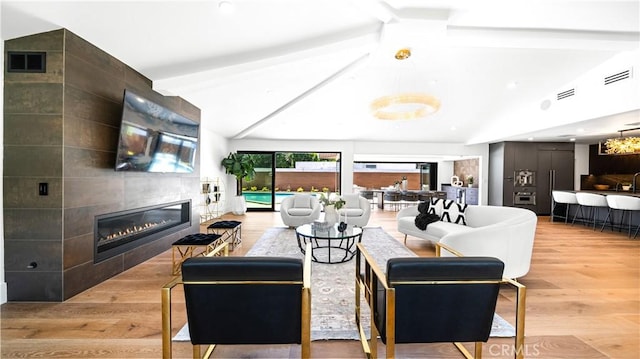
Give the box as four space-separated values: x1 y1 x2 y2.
206 220 242 250
171 233 223 275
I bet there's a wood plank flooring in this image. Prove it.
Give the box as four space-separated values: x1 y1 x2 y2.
1 208 639 358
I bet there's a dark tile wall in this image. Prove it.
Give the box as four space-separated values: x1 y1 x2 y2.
588 144 640 175
4 29 201 301
4 30 65 301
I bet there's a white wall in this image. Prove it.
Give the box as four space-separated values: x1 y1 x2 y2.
438 161 455 189
230 139 490 205
574 144 590 190
198 126 230 212
1 2 7 304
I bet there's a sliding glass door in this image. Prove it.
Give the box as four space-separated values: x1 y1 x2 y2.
241 152 275 211
240 151 341 212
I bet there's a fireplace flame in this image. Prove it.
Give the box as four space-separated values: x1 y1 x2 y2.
100 220 168 244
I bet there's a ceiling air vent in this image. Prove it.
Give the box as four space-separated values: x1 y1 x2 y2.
557 88 575 100
604 68 632 85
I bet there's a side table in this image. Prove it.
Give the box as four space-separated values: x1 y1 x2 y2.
171 233 223 275
207 220 242 250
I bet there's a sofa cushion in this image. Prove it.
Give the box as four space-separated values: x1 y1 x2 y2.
440 201 468 225
293 194 311 208
398 216 473 241
339 208 364 216
288 208 313 216
342 194 361 209
426 221 474 239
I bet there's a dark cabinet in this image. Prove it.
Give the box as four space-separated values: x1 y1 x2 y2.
514 143 538 170
489 142 536 207
489 141 574 214
537 150 574 215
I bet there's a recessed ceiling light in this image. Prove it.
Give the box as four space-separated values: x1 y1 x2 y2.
569 138 576 142
540 99 551 110
527 137 534 141
218 1 234 14
450 126 457 131
576 128 585 133
507 81 519 89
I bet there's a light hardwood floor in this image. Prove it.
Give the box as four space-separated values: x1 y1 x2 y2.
1 208 639 358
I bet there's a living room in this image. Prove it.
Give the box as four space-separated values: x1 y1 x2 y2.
1 1 639 358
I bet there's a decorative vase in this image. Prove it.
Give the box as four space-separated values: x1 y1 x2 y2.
231 195 247 215
401 179 408 191
324 205 338 226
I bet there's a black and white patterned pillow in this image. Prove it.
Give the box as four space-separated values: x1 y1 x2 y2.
428 197 443 217
440 200 468 225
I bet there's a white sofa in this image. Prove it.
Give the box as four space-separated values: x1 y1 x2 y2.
337 194 371 227
280 194 321 227
397 203 537 279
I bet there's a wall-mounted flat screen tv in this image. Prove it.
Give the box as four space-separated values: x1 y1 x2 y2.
115 90 199 173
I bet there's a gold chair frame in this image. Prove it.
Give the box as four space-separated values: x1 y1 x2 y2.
161 242 312 359
355 242 526 359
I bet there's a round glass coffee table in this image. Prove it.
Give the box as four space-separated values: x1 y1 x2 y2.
295 223 363 264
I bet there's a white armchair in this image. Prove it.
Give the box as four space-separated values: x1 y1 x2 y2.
337 194 371 227
280 194 321 227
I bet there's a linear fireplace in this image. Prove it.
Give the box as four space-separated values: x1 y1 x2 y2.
94 200 191 263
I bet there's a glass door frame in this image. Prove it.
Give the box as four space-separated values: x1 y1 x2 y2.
240 151 342 212
419 162 438 191
241 151 276 212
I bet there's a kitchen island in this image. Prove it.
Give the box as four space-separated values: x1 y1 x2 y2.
552 190 640 238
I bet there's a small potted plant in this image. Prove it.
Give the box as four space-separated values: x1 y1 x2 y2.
319 193 346 225
318 193 345 210
221 152 256 214
466 175 474 188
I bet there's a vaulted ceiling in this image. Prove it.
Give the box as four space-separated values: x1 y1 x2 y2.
2 1 639 145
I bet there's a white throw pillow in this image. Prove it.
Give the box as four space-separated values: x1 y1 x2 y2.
293 194 311 208
440 200 468 225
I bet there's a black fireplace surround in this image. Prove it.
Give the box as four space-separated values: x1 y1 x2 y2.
94 200 191 263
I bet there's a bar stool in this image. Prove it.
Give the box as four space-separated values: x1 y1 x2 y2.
602 195 640 238
551 190 578 223
383 191 402 211
573 192 609 230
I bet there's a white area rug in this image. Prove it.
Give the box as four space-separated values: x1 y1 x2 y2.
174 227 515 341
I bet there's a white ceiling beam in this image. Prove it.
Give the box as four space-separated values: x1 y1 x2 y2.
232 52 373 139
447 25 640 51
153 25 383 95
